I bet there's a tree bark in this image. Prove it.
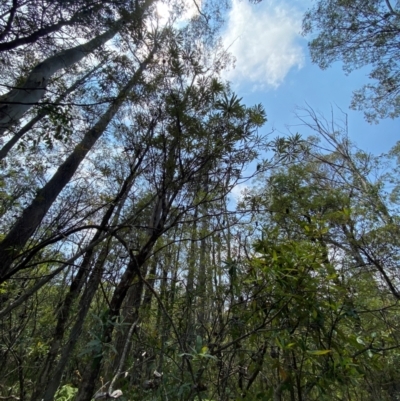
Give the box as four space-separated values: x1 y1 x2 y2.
0 62 104 161
31 166 137 400
109 269 143 376
41 240 112 401
0 45 157 278
75 187 174 401
74 252 148 401
0 0 156 135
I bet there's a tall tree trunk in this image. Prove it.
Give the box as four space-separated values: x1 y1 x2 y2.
156 261 168 376
0 46 158 279
129 257 158 387
0 0 156 135
31 166 137 400
74 251 148 401
185 212 198 347
197 216 208 333
0 62 104 161
158 245 179 375
197 177 211 332
142 256 158 313
41 239 112 401
75 192 172 401
109 269 143 376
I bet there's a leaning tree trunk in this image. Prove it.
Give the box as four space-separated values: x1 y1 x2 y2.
41 240 112 401
0 62 104 161
75 189 174 401
31 166 138 400
0 0 156 135
74 250 150 401
0 46 158 279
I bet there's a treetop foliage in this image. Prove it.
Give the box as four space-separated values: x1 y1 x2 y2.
0 1 400 401
302 0 400 122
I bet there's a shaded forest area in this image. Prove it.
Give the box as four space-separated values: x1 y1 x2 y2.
0 0 400 400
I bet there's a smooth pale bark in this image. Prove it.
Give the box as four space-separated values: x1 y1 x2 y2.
0 62 104 161
0 26 117 135
0 45 158 279
0 0 156 136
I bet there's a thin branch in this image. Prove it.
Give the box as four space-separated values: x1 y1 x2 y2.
0 0 18 42
192 0 209 23
0 98 116 108
108 318 139 395
385 0 400 16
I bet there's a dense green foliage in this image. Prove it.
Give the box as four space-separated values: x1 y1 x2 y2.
303 0 400 122
0 1 399 401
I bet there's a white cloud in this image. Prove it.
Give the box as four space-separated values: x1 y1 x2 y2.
222 0 305 90
230 183 249 202
155 0 202 26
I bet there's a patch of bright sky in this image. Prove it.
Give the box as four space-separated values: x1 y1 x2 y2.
221 0 399 158
155 0 202 25
222 0 305 89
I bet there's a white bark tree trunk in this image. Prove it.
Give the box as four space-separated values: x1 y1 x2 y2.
0 0 156 136
0 43 159 278
0 62 104 161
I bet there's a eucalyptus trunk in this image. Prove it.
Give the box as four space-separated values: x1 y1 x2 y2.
0 62 104 161
0 0 156 135
0 46 158 279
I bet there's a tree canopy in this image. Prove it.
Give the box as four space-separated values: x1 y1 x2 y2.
302 0 400 123
1 1 400 401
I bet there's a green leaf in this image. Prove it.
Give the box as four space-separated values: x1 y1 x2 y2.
308 349 332 355
356 337 365 345
195 335 203 353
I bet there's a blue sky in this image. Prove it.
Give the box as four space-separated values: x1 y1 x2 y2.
220 0 399 156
